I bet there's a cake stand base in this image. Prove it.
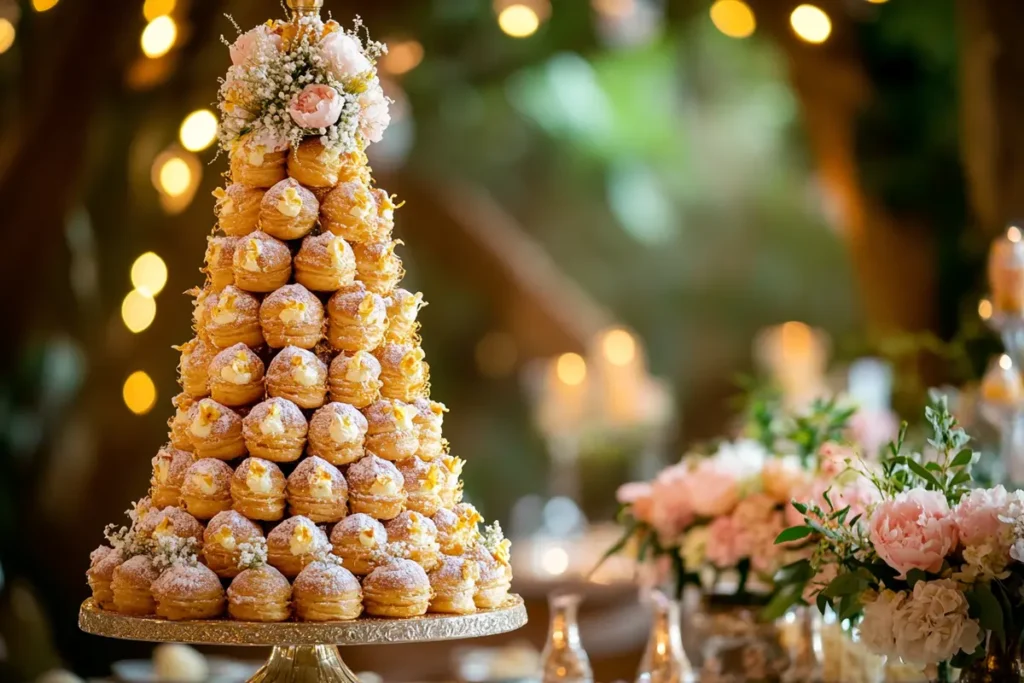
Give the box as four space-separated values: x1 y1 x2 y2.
249 646 358 683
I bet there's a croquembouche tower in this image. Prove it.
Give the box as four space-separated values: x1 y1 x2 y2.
79 1 525 677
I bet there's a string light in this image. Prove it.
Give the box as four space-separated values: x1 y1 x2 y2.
143 0 176 21
979 298 993 321
381 39 424 75
157 156 192 197
32 0 60 11
1008 226 1022 243
710 0 756 39
123 371 157 415
498 4 540 38
130 252 168 297
0 19 15 55
556 353 587 386
141 15 177 58
790 4 831 44
601 328 636 366
121 290 157 333
179 109 219 152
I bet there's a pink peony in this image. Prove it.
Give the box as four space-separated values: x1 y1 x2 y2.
952 485 1009 548
763 456 809 504
681 459 739 518
358 79 391 143
229 25 282 66
616 481 654 525
320 31 372 81
288 84 345 129
705 515 745 569
869 489 958 578
818 441 857 477
648 464 694 542
849 408 899 457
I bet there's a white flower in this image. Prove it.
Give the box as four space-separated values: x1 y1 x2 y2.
892 579 982 665
711 438 767 479
859 588 907 657
320 31 372 81
230 25 282 67
358 78 390 143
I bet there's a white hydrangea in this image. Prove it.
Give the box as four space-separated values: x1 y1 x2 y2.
892 580 982 665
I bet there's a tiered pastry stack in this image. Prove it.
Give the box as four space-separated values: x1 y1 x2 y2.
86 4 512 624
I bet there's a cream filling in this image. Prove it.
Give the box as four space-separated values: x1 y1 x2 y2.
357 527 378 549
278 301 307 324
344 353 375 383
277 186 303 217
154 458 170 484
247 462 274 494
192 473 218 496
220 357 253 385
329 412 361 444
291 360 319 387
369 475 400 496
309 467 334 498
241 239 263 272
290 525 316 556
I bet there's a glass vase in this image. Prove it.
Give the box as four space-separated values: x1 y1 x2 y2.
818 611 884 683
690 595 793 683
636 590 695 683
540 592 593 683
957 633 1024 683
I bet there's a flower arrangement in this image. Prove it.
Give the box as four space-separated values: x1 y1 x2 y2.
218 14 389 157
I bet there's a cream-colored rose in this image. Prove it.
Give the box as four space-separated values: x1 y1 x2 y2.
858 589 906 658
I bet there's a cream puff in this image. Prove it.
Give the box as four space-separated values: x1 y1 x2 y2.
230 137 287 188
266 346 328 409
433 504 480 557
192 286 213 342
150 446 196 508
352 240 404 296
232 231 292 293
259 284 325 349
228 563 292 622
203 510 264 578
208 343 266 407
346 453 407 520
429 556 480 614
287 138 345 188
180 458 234 520
308 402 367 466
168 393 196 451
258 178 319 240
152 563 226 620
327 282 388 353
411 398 446 461
231 457 287 521
376 342 428 403
287 455 348 523
438 455 466 508
266 516 331 578
202 286 264 349
362 559 431 618
364 399 419 462
187 398 247 460
329 513 387 575
293 560 364 621
214 183 264 236
294 232 357 292
204 236 238 291
319 178 382 244
87 546 123 610
111 555 160 616
395 457 444 518
385 289 425 344
374 188 399 235
241 398 308 463
470 532 513 609
176 337 216 398
386 510 441 572
328 350 382 408
144 507 206 547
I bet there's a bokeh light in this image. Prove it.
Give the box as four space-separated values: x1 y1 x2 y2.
498 5 540 38
130 252 168 297
0 19 16 55
179 109 219 152
123 371 157 415
1009 226 1022 243
556 352 587 386
790 4 831 44
141 15 177 58
979 298 993 321
1000 354 1013 371
143 0 176 21
32 0 60 12
121 290 157 333
381 39 424 75
710 0 756 39
157 156 192 197
601 328 636 366
540 546 569 575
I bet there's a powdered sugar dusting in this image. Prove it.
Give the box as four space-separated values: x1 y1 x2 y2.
364 558 429 592
294 560 361 596
346 453 404 488
152 563 223 597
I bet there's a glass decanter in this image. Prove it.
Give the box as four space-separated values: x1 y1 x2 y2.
540 592 593 683
636 590 695 683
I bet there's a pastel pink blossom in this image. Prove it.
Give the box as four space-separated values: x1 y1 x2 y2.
705 515 745 569
869 489 958 578
762 456 809 504
849 408 899 457
229 26 282 66
952 485 1009 548
818 441 857 478
616 482 654 525
319 31 372 81
648 464 694 542
681 459 739 518
288 84 345 129
358 79 391 143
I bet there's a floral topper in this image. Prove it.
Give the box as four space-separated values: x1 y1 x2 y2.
218 14 389 157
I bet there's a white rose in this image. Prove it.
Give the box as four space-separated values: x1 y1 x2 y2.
358 79 391 143
320 32 371 81
892 579 982 665
859 589 907 658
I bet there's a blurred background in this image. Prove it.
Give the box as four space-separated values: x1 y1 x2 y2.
0 0 1019 680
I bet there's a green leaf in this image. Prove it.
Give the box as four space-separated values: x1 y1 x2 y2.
967 584 1005 646
637 531 653 562
791 501 808 515
816 591 829 616
838 593 862 620
761 583 804 621
951 449 974 468
905 458 942 490
774 558 813 585
775 526 814 545
950 470 972 487
905 569 927 587
821 572 865 599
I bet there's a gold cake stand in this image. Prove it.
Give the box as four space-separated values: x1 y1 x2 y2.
79 596 527 682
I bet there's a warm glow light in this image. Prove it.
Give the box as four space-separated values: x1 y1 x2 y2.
157 156 192 197
979 298 993 321
780 321 813 353
0 19 15 55
602 328 637 366
123 371 157 415
122 290 157 333
143 0 176 21
381 39 424 75
710 0 756 39
141 15 177 58
790 4 831 44
866 0 888 3
1008 226 1022 243
540 546 570 576
498 4 540 38
179 109 219 152
592 0 635 18
32 0 60 11
131 252 168 297
556 353 587 386
1001 354 1014 371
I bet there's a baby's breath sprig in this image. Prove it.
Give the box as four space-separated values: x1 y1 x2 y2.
237 539 269 570
152 535 200 571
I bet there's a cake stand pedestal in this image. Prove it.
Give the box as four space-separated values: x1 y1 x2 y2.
79 596 528 683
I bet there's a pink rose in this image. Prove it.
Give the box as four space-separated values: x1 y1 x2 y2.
616 482 654 524
359 79 391 143
230 26 282 66
952 485 1009 548
869 489 958 578
681 459 739 518
648 464 694 541
288 84 345 129
320 31 372 81
849 408 899 458
705 515 744 569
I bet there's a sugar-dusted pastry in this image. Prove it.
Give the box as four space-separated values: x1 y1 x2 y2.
152 562 226 620
202 286 264 349
203 510 264 578
433 505 480 557
144 507 205 547
438 455 466 508
204 236 238 291
87 546 123 609
287 138 345 188
287 455 348 523
231 457 287 521
228 562 292 622
352 240 404 296
230 136 287 188
259 284 325 350
187 398 246 460
308 402 367 466
411 398 446 462
429 556 480 614
293 559 364 621
364 399 419 462
319 178 382 244
386 510 441 572
362 558 431 618
329 513 387 575
294 232 357 292
176 337 216 398
266 516 331 578
168 393 196 451
111 555 160 616
376 342 428 402
373 188 399 239
328 351 382 408
214 183 264 236
346 453 407 520
232 231 292 293
242 397 308 463
150 446 196 508
266 346 328 409
192 285 213 342
258 178 319 240
471 527 513 609
395 457 444 517
180 458 234 520
208 343 266 407
326 282 387 353
385 289 425 344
